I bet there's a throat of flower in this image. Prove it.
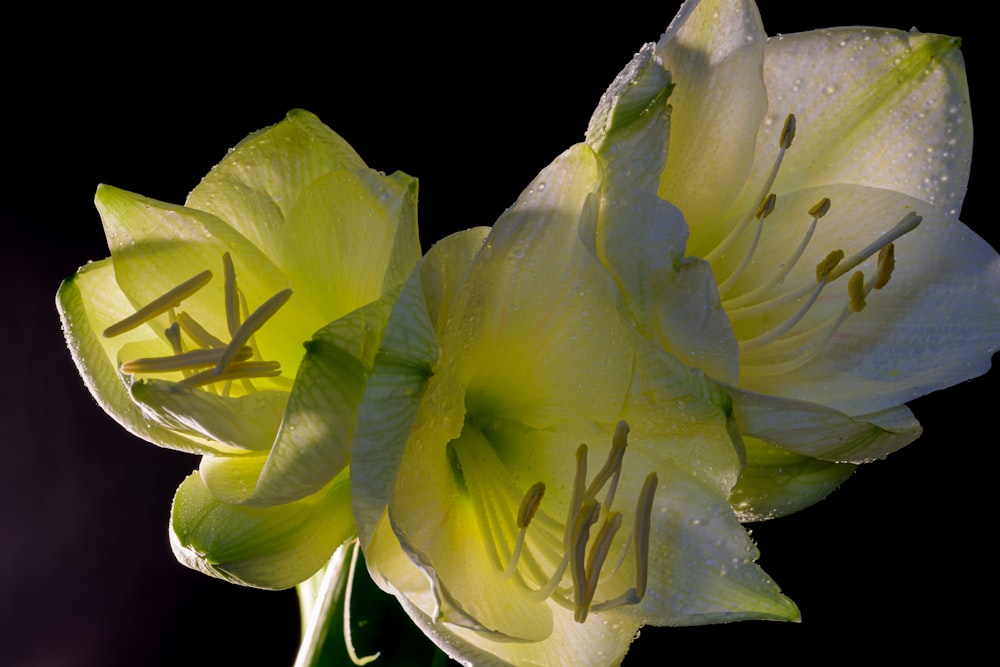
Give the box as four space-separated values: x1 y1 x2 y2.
103 253 292 395
705 114 922 378
496 421 657 624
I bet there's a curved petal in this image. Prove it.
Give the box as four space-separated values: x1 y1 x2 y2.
279 169 419 324
130 379 288 451
731 388 922 463
170 468 354 590
610 460 799 626
730 437 857 522
250 290 397 506
759 28 971 214
655 0 769 244
56 260 220 454
185 108 368 256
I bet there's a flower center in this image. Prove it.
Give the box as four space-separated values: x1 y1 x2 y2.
104 253 292 395
463 421 657 624
706 114 922 378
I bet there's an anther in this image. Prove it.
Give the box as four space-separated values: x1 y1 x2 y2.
121 346 252 374
517 482 545 529
180 360 282 386
874 243 895 290
779 114 796 150
808 197 831 218
164 322 183 356
577 511 623 624
633 472 657 600
756 193 777 220
826 212 921 283
848 271 867 312
816 250 845 282
571 500 601 623
103 270 212 338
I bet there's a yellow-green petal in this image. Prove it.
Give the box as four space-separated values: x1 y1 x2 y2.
170 468 354 590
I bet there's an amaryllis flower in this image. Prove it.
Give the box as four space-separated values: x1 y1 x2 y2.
57 110 420 587
348 52 797 665
590 0 999 519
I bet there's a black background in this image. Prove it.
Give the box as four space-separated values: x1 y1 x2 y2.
4 2 995 665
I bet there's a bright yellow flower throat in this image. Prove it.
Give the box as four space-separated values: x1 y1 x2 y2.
104 253 292 396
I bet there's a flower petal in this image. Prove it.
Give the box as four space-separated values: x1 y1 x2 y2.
56 259 226 454
586 42 740 384
655 0 769 245
170 468 354 590
130 379 288 451
185 109 368 257
731 387 922 464
730 437 857 522
250 290 398 505
734 184 1000 416
759 28 971 214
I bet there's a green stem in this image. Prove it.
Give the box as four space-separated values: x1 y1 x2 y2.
294 542 351 667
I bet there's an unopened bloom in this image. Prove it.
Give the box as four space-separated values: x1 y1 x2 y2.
590 0 999 518
57 110 420 587
349 60 798 663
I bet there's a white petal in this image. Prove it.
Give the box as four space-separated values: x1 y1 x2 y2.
759 28 971 214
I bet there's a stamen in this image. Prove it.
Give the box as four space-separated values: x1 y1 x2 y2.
778 113 796 150
725 198 831 312
577 511 623 623
103 270 212 338
826 212 921 283
718 194 776 296
223 252 241 337
176 312 227 348
632 472 657 600
517 482 546 529
570 500 601 623
180 360 282 386
704 114 795 264
816 250 845 282
121 346 252 374
215 288 293 374
584 422 629 507
164 322 183 355
874 243 895 290
503 482 545 578
848 271 867 312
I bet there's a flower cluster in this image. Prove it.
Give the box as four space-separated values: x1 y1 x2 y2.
58 0 997 665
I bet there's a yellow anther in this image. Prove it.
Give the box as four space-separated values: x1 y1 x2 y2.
180 360 282 387
517 482 545 530
223 252 241 337
779 113 796 150
874 243 895 290
103 270 212 338
755 193 777 220
215 288 292 374
815 250 845 282
121 346 252 374
808 197 831 218
848 271 867 312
